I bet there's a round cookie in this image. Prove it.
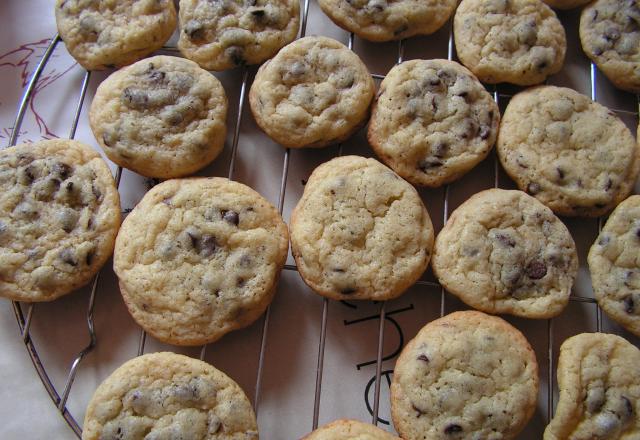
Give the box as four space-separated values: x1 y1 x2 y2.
114 177 289 346
0 139 120 302
497 86 640 217
55 0 177 71
317 0 456 42
90 56 228 179
249 36 375 149
432 189 578 318
453 0 566 85
588 195 640 337
178 0 300 71
290 155 434 301
580 0 640 93
302 419 400 439
544 333 640 440
368 59 500 188
542 0 591 10
82 352 258 440
390 311 539 440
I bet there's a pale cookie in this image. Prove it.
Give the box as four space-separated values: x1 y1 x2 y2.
542 0 591 10
249 36 375 148
544 333 640 440
290 156 434 301
432 189 578 319
55 0 177 71
317 0 456 42
0 140 120 302
368 59 500 188
497 85 640 217
302 419 400 439
90 56 228 179
178 0 300 71
390 311 539 440
82 352 258 440
453 0 566 85
588 195 640 337
580 0 640 93
114 177 289 346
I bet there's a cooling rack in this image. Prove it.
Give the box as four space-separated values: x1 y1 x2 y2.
6 0 640 438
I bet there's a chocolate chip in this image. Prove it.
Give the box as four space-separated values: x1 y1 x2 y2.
605 178 613 190
623 295 635 314
187 230 199 248
86 250 94 266
418 158 443 172
92 184 102 202
237 277 246 287
102 130 117 147
417 354 429 362
444 424 463 435
598 235 610 246
184 20 205 40
162 197 172 206
251 8 266 17
60 248 78 266
479 125 491 140
622 396 634 418
527 182 541 194
635 228 640 239
22 165 36 184
199 235 217 257
604 27 621 41
433 141 448 158
333 268 345 272
412 404 425 417
16 154 33 166
557 167 565 180
122 88 149 108
52 162 71 179
525 260 547 279
148 69 166 83
592 9 599 21
227 47 245 66
495 233 516 247
341 288 357 295
222 210 239 226
239 254 251 267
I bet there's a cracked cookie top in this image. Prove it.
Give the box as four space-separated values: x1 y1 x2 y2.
302 419 400 439
453 0 566 85
432 189 578 318
177 0 300 71
0 139 120 302
390 311 539 440
82 352 258 440
290 155 434 301
113 177 289 346
249 36 375 149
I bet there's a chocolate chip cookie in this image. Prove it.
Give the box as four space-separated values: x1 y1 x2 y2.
432 189 578 318
580 0 640 93
0 139 120 302
497 86 640 217
390 311 539 440
454 0 566 85
302 419 400 439
317 0 456 42
249 36 375 149
368 59 500 187
544 333 640 440
82 352 258 440
114 177 288 346
290 155 434 301
588 195 640 337
90 56 228 179
178 0 300 71
55 0 177 71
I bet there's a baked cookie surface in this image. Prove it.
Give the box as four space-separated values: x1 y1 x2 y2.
0 139 120 302
544 333 640 440
55 0 177 71
114 177 289 346
302 419 399 439
588 195 640 337
580 0 640 93
453 0 566 85
368 59 500 187
497 85 640 217
82 352 258 440
432 189 578 318
390 311 539 440
249 36 375 149
178 0 300 71
317 0 456 42
90 55 228 179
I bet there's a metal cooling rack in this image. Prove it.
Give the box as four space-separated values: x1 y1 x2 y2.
6 0 640 437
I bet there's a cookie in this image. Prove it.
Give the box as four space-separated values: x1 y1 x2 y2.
0 139 120 302
497 86 640 217
544 333 640 440
249 36 375 149
368 59 500 188
317 0 456 42
302 419 400 439
390 311 539 440
114 177 288 346
580 0 640 93
542 0 591 9
588 195 640 337
290 155 434 301
89 56 228 179
55 0 177 71
453 0 566 85
432 189 578 319
82 352 258 440
178 0 300 71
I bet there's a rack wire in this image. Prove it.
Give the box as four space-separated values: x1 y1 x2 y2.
6 1 640 438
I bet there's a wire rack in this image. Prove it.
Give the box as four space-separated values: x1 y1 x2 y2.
6 1 640 438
